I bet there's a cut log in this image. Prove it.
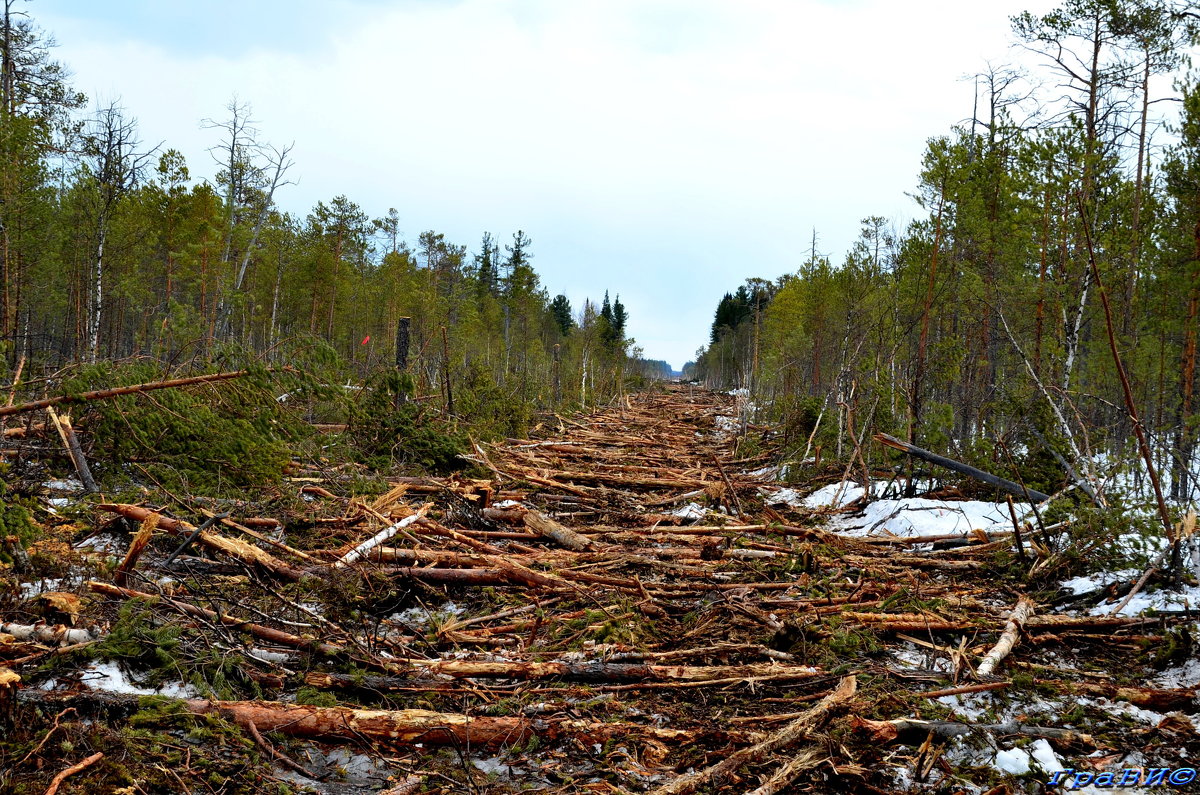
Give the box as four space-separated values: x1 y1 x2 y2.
976 596 1035 677
873 433 1050 502
523 510 595 551
0 623 95 646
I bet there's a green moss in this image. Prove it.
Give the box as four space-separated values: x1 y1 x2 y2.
295 686 339 707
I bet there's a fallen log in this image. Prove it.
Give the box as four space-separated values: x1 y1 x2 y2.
17 689 743 748
854 716 1093 745
0 623 95 646
649 675 856 795
97 504 308 581
0 369 262 419
841 611 1158 633
873 433 1050 503
523 509 596 551
976 596 1035 677
399 658 824 684
47 407 97 493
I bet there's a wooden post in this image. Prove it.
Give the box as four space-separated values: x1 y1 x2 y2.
395 317 410 372
395 316 410 408
440 326 453 416
553 343 561 406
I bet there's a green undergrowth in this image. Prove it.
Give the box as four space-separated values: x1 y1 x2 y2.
0 478 37 565
347 370 468 473
61 359 312 495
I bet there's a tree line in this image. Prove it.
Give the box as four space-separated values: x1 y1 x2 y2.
0 1 645 433
695 0 1200 504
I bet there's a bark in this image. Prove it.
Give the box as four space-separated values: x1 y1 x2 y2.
523 509 595 551
976 596 1035 677
874 433 1050 502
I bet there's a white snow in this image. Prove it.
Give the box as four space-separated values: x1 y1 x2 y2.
1029 738 1064 774
762 487 805 508
493 499 522 508
993 747 1031 775
19 578 66 598
392 602 466 629
1155 655 1200 689
1087 582 1200 616
1060 568 1139 596
802 481 867 509
836 496 1022 538
670 502 706 521
798 479 1031 540
41 660 198 699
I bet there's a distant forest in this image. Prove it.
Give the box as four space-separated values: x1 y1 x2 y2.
695 1 1200 503
0 2 659 435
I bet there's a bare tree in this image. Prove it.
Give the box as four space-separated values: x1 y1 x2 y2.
81 101 155 361
202 99 294 338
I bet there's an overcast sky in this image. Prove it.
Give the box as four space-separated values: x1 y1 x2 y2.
33 0 1067 369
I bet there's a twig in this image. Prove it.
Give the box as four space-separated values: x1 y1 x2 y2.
43 752 104 795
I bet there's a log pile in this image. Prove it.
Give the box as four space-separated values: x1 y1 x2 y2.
2 383 1195 792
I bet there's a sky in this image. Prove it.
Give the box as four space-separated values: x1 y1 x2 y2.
30 0 1069 370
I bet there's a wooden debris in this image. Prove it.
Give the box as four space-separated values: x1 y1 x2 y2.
976 596 1035 677
42 751 104 795
874 432 1051 502
649 675 856 795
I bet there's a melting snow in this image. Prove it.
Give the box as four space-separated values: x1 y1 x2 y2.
993 747 1031 775
1059 569 1140 596
42 660 198 699
670 502 706 521
1028 738 1065 774
1087 583 1200 616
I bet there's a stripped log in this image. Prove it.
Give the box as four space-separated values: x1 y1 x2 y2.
523 510 595 551
397 658 823 684
0 623 95 646
873 433 1050 502
976 596 1035 677
370 548 569 589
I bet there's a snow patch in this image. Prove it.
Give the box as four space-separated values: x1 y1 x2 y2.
670 502 706 521
993 747 1031 775
41 660 198 699
1087 582 1200 616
